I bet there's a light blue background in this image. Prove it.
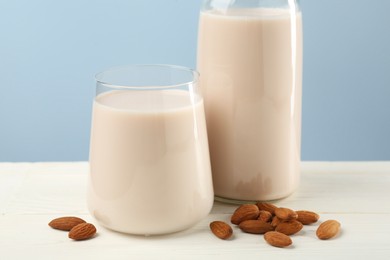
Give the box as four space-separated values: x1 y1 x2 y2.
0 0 389 162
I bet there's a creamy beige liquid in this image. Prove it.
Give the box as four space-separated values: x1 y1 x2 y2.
87 90 213 235
197 8 302 201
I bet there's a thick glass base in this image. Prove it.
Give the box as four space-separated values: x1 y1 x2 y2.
214 190 296 205
214 196 259 205
95 220 198 237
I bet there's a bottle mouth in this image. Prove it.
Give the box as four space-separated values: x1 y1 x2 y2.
202 0 301 15
95 64 199 90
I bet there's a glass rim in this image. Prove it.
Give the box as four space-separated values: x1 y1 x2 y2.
95 64 199 90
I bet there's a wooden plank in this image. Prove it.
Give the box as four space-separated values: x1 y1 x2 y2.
2 162 390 215
0 162 390 259
0 213 389 259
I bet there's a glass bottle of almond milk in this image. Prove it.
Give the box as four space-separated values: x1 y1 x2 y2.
197 0 302 202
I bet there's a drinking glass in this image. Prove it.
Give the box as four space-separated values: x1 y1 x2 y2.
87 64 214 235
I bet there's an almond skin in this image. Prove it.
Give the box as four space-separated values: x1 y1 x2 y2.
264 231 292 248
210 221 233 240
296 210 320 225
275 220 303 235
271 216 282 228
68 223 97 241
48 217 86 231
239 220 274 234
256 202 278 215
316 220 341 240
274 207 298 221
257 210 273 222
231 204 260 225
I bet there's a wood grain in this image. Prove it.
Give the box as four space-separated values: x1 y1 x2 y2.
0 162 390 259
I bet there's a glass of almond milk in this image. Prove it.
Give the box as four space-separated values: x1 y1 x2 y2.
198 0 302 202
87 65 214 235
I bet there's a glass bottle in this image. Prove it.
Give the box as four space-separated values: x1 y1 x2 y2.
197 0 302 202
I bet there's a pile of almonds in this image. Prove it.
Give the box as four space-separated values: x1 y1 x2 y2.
49 216 97 241
210 202 341 248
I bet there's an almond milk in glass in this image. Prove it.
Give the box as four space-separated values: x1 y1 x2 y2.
197 0 303 202
88 65 214 235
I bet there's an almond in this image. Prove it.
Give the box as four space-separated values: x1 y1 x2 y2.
316 220 341 240
210 221 233 240
275 220 303 235
231 204 260 225
48 217 86 231
256 202 278 215
274 207 298 221
257 210 273 222
239 220 274 234
264 231 292 247
68 223 97 241
296 210 320 225
271 216 282 228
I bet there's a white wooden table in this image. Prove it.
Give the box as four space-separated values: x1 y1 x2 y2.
1 162 390 259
